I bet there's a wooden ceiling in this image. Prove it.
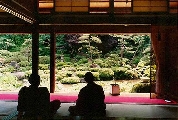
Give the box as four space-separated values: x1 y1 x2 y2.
0 0 177 33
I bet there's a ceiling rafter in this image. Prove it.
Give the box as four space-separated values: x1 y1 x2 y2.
0 0 36 24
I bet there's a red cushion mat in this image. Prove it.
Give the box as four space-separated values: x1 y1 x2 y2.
0 93 177 105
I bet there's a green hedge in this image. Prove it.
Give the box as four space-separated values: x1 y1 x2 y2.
99 68 114 81
112 67 138 80
60 77 80 84
39 56 50 64
39 64 49 70
131 83 150 93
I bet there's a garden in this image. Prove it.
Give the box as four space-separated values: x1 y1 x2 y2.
0 34 156 93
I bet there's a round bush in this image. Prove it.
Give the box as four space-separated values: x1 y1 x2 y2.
92 72 100 81
93 59 105 67
60 77 80 84
0 66 15 73
77 58 88 64
39 64 49 70
112 67 137 80
131 83 150 93
0 73 23 90
39 56 50 64
0 50 11 58
99 68 114 81
19 61 30 67
77 66 89 71
75 71 87 78
89 67 100 72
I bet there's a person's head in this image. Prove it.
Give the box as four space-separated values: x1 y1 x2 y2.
28 74 40 87
84 72 94 83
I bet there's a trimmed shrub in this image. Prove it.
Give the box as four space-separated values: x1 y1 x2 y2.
56 62 67 67
75 71 87 78
92 72 100 81
5 55 27 64
112 67 138 80
0 73 23 90
66 71 73 77
39 56 50 64
89 67 100 72
99 68 114 81
0 66 14 73
131 83 150 93
56 70 67 81
93 59 106 68
60 77 80 84
0 50 11 58
56 74 64 81
77 58 88 64
64 57 71 62
25 70 32 78
39 64 49 70
77 66 89 71
19 61 30 67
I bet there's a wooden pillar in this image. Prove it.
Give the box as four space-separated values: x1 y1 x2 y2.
151 25 166 98
50 32 56 93
109 0 115 22
32 24 39 75
32 0 39 75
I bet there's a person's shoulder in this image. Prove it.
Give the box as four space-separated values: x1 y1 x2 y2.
95 84 104 91
39 87 49 93
19 86 27 93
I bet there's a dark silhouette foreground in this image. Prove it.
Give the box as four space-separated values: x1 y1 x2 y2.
17 74 60 120
68 72 106 117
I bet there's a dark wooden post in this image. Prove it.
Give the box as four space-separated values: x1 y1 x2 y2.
109 0 115 23
32 0 39 75
32 25 39 75
50 31 56 93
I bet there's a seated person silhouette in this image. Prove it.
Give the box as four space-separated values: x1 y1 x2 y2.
68 72 106 117
17 74 60 120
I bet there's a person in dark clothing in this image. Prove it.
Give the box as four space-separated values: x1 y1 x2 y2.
68 72 106 117
17 74 61 120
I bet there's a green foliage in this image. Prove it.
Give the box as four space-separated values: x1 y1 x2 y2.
0 73 23 90
56 34 67 55
99 68 114 81
78 34 102 59
39 34 50 56
89 67 100 72
0 34 31 52
20 38 32 61
60 77 80 84
19 61 30 67
39 56 50 64
77 58 88 64
75 71 87 78
0 50 12 58
93 59 105 68
92 72 100 81
66 71 73 77
39 64 49 70
20 66 31 72
77 66 89 71
64 57 71 62
131 83 150 93
56 62 67 69
0 66 15 73
56 75 64 81
112 67 138 80
4 52 27 64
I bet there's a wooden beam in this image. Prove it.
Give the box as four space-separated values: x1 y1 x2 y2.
38 24 151 33
0 0 35 23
